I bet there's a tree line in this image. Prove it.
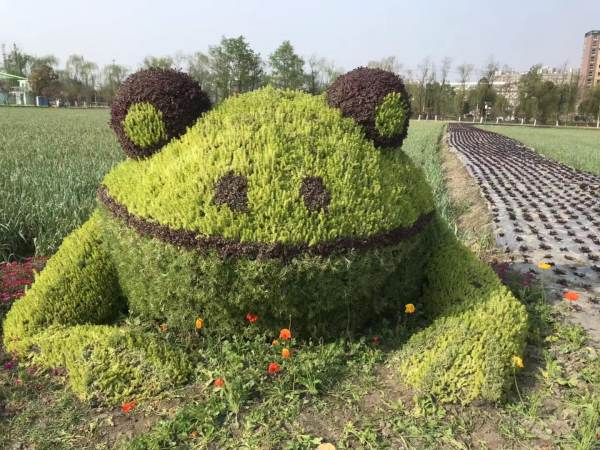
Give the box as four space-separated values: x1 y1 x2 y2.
2 39 599 124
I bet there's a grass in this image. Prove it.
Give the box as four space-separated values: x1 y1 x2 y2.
478 125 600 176
1 115 600 448
0 107 123 261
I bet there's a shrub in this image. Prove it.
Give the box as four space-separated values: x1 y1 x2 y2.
8 324 191 403
123 102 167 149
2 211 123 344
395 230 528 403
99 206 440 338
326 67 410 148
110 68 211 159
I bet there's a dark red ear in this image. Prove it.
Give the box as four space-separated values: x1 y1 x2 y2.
110 68 211 159
326 67 410 149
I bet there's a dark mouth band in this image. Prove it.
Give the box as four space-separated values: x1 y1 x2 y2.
98 186 434 260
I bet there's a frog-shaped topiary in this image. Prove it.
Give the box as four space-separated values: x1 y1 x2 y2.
3 67 527 405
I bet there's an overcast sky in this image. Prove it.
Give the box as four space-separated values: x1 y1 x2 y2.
1 0 599 79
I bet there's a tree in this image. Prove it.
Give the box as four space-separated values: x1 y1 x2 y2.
367 56 401 74
209 36 263 102
305 55 341 94
99 62 129 103
455 63 474 115
142 55 175 70
516 66 560 124
29 64 58 96
1 43 31 77
186 51 216 100
269 41 305 90
579 84 600 123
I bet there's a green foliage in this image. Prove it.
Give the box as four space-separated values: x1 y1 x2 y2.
100 206 438 338
103 87 434 245
10 324 191 403
268 40 305 90
2 212 123 344
478 125 600 176
0 108 122 260
123 102 167 149
396 231 528 403
375 92 408 138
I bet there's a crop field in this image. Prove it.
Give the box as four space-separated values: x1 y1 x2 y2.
1 112 600 449
0 107 123 260
478 125 600 176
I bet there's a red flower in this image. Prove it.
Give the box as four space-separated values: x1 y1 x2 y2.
121 400 137 413
279 328 292 340
214 377 225 388
564 291 580 302
245 312 259 323
267 362 281 374
371 336 381 345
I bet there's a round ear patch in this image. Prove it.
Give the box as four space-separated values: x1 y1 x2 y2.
326 67 410 149
110 68 212 159
123 102 167 149
375 92 408 139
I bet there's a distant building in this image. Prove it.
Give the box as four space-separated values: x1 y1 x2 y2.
579 30 600 89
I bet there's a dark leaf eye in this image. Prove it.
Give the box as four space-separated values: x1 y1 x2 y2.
300 176 331 212
214 171 249 212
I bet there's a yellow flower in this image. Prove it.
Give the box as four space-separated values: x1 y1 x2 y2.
537 262 551 270
405 303 416 314
195 317 204 330
512 355 524 369
281 348 291 359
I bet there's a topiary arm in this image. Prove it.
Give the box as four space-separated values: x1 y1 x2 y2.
3 211 191 404
396 227 528 404
3 210 124 345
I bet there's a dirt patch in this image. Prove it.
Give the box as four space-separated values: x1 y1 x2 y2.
441 133 498 261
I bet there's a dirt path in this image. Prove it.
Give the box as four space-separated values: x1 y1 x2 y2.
448 124 600 339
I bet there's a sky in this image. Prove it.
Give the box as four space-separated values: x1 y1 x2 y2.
1 0 599 80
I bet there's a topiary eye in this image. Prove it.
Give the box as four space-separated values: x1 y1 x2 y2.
123 102 167 150
214 171 249 212
110 68 211 159
300 176 331 212
326 67 410 149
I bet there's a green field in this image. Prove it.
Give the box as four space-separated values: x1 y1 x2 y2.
0 108 122 260
478 125 600 176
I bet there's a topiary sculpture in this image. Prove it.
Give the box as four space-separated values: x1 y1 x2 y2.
3 68 527 405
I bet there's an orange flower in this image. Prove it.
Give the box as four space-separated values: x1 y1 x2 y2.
190 430 199 438
281 348 291 359
564 291 580 302
271 339 280 346
405 303 416 314
159 323 168 333
279 328 292 340
121 400 137 413
267 362 281 374
195 317 204 330
245 312 259 323
214 377 225 388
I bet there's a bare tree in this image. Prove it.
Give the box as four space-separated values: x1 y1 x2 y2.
367 56 402 74
483 56 499 86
